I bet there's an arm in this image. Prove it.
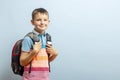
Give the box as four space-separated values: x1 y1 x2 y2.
20 42 41 66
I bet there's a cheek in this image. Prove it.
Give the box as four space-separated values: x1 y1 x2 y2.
45 22 49 26
45 24 48 27
35 22 40 25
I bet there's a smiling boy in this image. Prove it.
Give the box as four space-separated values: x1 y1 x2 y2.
20 8 58 80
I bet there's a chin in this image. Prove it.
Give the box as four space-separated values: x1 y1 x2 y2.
41 28 47 31
41 27 47 30
38 29 46 32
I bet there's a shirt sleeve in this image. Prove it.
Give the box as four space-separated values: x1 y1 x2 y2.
21 36 33 52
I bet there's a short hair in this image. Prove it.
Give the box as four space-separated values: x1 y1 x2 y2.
32 8 49 20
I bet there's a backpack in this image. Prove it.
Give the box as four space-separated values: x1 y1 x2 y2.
11 32 51 76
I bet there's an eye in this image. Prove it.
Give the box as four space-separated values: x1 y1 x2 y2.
36 19 41 21
44 19 47 21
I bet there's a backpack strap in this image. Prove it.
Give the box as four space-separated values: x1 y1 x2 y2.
25 32 40 43
46 33 52 72
46 33 52 45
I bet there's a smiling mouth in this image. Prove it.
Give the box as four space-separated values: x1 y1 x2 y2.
39 25 44 27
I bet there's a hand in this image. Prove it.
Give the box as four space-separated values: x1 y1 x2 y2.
32 42 42 55
46 44 52 54
46 44 58 56
46 45 58 62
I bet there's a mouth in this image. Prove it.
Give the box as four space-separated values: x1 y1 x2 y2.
39 25 44 27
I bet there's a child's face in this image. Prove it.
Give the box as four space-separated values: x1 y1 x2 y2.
31 13 50 34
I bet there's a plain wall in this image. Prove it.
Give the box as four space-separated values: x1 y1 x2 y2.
0 0 120 80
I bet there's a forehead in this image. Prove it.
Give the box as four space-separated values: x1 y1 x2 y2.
34 13 49 19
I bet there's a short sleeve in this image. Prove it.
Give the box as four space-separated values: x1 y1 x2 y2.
21 36 33 52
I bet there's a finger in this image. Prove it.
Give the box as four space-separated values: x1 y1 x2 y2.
46 44 52 48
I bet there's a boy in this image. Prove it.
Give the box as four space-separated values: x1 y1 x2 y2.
20 8 58 80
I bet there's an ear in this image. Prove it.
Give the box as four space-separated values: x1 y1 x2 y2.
48 20 50 24
31 20 34 25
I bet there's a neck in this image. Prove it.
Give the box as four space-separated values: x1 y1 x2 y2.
34 28 45 34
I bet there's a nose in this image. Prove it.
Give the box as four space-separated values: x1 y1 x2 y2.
41 20 44 25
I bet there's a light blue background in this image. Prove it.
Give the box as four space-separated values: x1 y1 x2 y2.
0 0 120 80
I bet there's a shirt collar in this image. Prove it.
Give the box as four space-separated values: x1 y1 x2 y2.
32 29 46 36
